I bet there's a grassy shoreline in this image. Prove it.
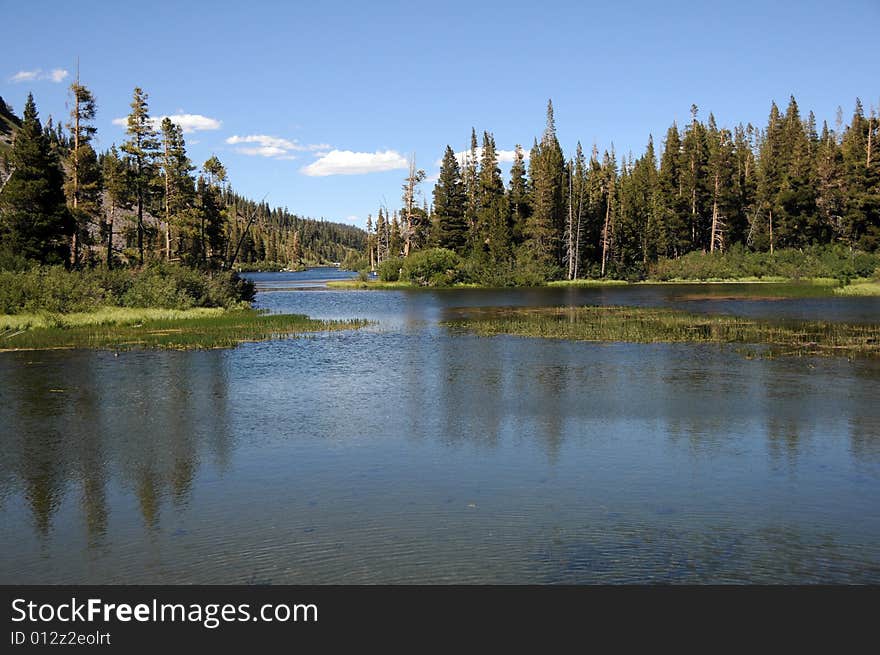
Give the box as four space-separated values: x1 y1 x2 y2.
326 276 880 295
442 306 880 359
0 307 369 352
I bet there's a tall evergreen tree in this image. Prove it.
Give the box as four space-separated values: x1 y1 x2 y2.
121 87 159 264
775 96 816 247
706 120 736 252
463 128 480 250
680 104 710 250
508 144 530 245
757 101 785 252
524 100 565 273
159 118 195 260
476 131 510 264
432 145 467 251
401 155 426 256
101 144 131 268
65 79 101 266
840 99 880 249
0 93 71 263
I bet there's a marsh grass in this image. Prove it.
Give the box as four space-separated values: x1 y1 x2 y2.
0 308 369 351
833 280 880 296
325 280 414 290
325 279 482 290
443 305 880 359
546 279 630 287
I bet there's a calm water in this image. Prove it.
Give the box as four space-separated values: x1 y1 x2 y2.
1 269 879 583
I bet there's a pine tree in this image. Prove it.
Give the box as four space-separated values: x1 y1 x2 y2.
599 149 618 276
401 155 426 256
463 128 479 250
569 142 588 278
508 144 530 245
65 79 101 266
121 87 160 265
101 145 131 268
657 123 687 256
375 207 388 262
389 211 402 257
365 214 375 269
814 121 846 243
476 131 510 265
731 123 758 246
680 104 710 250
196 156 227 266
706 122 736 252
840 99 880 249
775 96 816 247
525 100 565 273
757 101 785 252
0 93 71 263
159 118 195 260
432 146 467 251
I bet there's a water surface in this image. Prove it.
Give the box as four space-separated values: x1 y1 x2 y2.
1 271 878 583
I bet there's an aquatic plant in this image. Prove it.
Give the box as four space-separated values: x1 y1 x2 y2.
443 305 880 359
0 309 369 351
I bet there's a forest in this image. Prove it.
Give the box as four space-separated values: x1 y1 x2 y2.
0 85 365 278
361 98 879 285
2 86 878 293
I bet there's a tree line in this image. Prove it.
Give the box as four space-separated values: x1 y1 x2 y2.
365 98 879 281
0 85 365 272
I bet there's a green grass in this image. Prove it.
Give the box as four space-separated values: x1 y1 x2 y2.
326 279 416 290
0 307 369 352
833 280 880 296
643 275 841 285
0 306 226 331
443 305 880 359
547 279 630 287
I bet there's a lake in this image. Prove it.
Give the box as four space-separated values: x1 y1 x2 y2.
1 268 878 583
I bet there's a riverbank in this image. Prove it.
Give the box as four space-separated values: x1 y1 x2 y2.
326 276 880 295
0 307 368 351
443 305 880 359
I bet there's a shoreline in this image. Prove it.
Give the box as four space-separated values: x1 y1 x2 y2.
325 276 880 294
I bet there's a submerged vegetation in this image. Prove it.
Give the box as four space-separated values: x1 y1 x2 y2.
0 308 368 351
443 306 880 359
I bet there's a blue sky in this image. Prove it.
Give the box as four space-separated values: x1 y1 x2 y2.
3 0 878 229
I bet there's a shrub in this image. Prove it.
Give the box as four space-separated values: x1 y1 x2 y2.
377 256 405 281
649 245 880 281
400 248 462 286
0 263 255 315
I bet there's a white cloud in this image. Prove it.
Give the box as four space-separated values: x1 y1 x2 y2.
112 113 222 134
165 113 221 133
301 150 408 176
237 145 290 158
49 68 69 83
226 134 328 159
9 68 69 83
227 134 299 150
436 146 529 167
10 70 39 83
